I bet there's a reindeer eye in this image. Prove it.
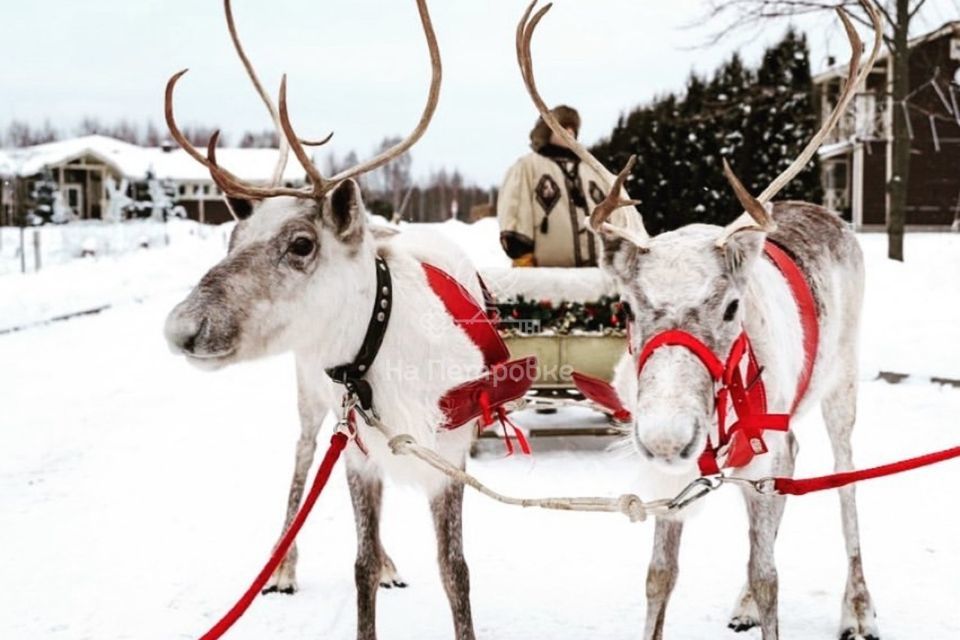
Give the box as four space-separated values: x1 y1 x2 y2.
289 236 315 257
723 299 739 322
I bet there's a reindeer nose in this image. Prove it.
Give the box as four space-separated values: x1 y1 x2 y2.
164 306 206 355
636 417 701 463
638 436 685 462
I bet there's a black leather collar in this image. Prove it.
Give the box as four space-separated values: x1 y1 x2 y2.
325 255 392 411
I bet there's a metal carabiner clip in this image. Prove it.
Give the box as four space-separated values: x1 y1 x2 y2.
668 476 724 512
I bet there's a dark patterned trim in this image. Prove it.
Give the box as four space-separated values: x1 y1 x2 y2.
589 181 606 206
499 231 535 259
535 174 561 218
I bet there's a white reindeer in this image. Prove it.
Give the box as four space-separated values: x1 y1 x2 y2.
517 2 882 639
163 2 482 638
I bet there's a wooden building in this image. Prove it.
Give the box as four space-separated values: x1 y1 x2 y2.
814 21 960 229
0 135 307 225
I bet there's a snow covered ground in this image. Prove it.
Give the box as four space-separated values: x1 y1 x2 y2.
0 222 958 639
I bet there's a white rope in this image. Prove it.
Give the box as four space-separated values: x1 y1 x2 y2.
348 397 754 523
387 434 650 522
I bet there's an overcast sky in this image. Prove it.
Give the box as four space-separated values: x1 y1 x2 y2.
2 0 957 186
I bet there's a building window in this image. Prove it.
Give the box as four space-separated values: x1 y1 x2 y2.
823 159 850 215
854 92 877 139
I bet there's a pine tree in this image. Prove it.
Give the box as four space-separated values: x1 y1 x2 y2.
591 29 821 234
28 169 59 224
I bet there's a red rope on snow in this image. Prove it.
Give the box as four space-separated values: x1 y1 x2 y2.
198 432 348 640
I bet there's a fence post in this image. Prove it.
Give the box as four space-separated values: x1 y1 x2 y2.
33 229 41 272
19 225 26 274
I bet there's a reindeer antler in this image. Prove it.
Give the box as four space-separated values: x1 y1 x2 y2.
278 0 441 190
222 0 332 188
516 0 650 248
717 0 883 244
164 0 440 205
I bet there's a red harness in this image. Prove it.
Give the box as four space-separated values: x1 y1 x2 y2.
424 263 535 454
575 240 819 472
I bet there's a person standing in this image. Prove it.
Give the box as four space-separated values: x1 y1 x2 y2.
497 105 639 267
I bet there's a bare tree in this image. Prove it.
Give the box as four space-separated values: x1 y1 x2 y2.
367 136 413 211
702 0 935 261
238 129 280 148
144 121 165 146
178 125 224 147
5 119 59 147
76 116 106 137
109 119 142 144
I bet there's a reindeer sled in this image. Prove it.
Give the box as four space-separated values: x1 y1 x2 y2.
479 265 632 431
160 1 960 640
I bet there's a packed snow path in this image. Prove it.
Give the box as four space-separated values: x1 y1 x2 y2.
1 225 958 639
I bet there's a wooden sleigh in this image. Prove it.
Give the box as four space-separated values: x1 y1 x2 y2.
479 265 631 439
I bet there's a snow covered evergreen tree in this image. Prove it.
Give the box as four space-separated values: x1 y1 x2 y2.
592 29 820 234
27 169 59 224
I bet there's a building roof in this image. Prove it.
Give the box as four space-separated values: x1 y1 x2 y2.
0 134 310 183
818 139 855 160
813 20 960 84
0 150 14 176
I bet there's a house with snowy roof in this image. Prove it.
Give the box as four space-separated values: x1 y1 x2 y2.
0 151 15 225
0 135 307 226
814 20 960 229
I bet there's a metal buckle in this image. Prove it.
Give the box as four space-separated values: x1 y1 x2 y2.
751 477 779 495
336 392 360 439
349 397 384 433
719 475 780 496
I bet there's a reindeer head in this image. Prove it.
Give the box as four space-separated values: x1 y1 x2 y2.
517 0 880 471
163 0 440 369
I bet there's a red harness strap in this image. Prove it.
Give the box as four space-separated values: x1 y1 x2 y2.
573 241 819 472
635 330 791 473
763 240 819 413
423 263 535 454
773 445 960 495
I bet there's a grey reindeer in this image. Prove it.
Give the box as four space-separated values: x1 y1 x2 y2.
516 1 883 639
163 1 484 638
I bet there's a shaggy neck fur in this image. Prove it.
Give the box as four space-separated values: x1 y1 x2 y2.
294 228 486 494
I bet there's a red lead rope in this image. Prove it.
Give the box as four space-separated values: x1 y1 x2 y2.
773 445 960 496
198 432 348 640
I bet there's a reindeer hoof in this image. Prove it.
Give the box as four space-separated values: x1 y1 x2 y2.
379 578 408 589
727 617 759 633
840 632 879 640
261 584 297 596
378 557 406 590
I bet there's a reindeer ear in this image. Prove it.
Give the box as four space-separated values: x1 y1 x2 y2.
600 235 642 284
721 228 766 276
226 197 254 220
326 179 365 244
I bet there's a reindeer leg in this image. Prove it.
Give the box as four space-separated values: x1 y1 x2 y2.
727 582 761 632
430 479 475 640
643 517 683 640
741 437 795 640
823 366 878 640
262 378 324 595
263 376 404 596
348 464 384 640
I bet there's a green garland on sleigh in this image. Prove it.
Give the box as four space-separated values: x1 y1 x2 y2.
495 295 628 336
